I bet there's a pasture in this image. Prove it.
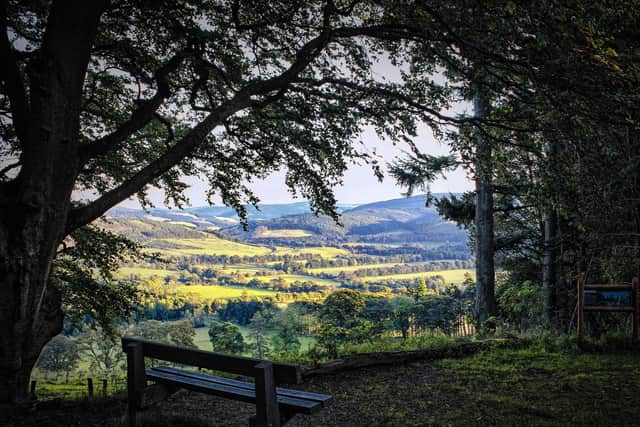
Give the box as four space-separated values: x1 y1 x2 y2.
360 268 474 285
175 284 277 300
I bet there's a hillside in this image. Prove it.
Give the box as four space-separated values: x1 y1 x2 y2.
219 195 468 248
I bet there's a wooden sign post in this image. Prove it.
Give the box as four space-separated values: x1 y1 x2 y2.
577 275 639 341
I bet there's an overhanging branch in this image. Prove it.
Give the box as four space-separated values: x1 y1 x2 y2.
80 53 186 162
0 0 29 145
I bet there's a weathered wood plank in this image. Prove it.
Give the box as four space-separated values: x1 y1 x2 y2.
302 339 520 378
151 366 331 405
583 306 634 312
145 370 321 414
122 337 301 384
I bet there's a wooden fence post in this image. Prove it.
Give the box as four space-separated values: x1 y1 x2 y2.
30 380 36 395
633 277 639 341
577 274 585 341
102 379 108 397
253 361 281 427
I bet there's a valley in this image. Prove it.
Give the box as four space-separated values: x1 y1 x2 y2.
106 194 474 309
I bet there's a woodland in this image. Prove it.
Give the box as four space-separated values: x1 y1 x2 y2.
1 1 640 424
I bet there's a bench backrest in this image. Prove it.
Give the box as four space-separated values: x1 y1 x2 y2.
121 336 302 384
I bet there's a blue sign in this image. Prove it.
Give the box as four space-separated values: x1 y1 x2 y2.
584 289 632 307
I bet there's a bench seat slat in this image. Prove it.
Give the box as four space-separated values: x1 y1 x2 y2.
152 366 332 406
146 369 322 415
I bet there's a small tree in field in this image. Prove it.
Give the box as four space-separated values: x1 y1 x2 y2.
36 335 80 382
208 321 244 354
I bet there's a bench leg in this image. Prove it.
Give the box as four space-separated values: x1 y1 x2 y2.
126 343 146 427
253 361 281 427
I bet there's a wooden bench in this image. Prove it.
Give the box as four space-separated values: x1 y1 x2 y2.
121 337 331 427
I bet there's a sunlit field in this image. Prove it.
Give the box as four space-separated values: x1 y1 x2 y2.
360 268 474 284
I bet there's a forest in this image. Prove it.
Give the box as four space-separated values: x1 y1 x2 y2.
1 0 640 425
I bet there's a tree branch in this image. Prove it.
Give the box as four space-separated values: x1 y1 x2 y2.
67 24 335 233
0 0 29 144
80 53 186 162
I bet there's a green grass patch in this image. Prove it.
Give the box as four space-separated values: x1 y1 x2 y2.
254 228 313 238
157 237 273 256
116 266 181 279
250 273 340 287
431 341 640 426
360 268 474 284
175 284 277 300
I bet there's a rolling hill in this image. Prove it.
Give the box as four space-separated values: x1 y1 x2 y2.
106 194 468 255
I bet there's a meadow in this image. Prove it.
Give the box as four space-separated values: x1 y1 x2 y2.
175 284 277 299
360 268 474 285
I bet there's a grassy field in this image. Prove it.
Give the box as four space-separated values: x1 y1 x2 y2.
155 237 273 256
275 246 351 258
307 262 406 274
194 325 316 353
116 266 182 279
249 274 340 287
175 284 277 299
254 228 313 238
360 268 474 284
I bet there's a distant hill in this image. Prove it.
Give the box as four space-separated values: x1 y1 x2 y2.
108 201 357 228
219 194 467 246
106 194 467 248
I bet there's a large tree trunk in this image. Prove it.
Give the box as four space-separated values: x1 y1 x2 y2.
0 1 105 403
473 85 496 323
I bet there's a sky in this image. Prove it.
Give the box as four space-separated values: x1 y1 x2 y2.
119 121 473 208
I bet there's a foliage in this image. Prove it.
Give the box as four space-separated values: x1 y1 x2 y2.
270 308 303 356
246 310 272 359
80 328 125 378
53 226 143 333
208 321 244 354
36 335 81 379
128 320 196 348
496 278 543 332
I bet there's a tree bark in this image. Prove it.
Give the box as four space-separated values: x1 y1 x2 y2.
473 85 496 323
542 206 556 328
0 0 105 403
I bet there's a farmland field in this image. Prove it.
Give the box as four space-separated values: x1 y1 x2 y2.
254 228 313 238
175 284 277 299
360 268 474 284
156 237 272 256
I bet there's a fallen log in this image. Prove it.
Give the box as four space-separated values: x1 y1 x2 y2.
302 338 520 378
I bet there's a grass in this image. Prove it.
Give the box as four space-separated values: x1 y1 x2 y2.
158 237 273 256
254 228 313 238
307 262 403 274
15 337 640 426
193 325 316 353
250 274 339 287
175 284 277 299
430 341 640 426
360 268 474 284
166 221 198 228
145 236 349 259
274 246 351 258
116 266 181 279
